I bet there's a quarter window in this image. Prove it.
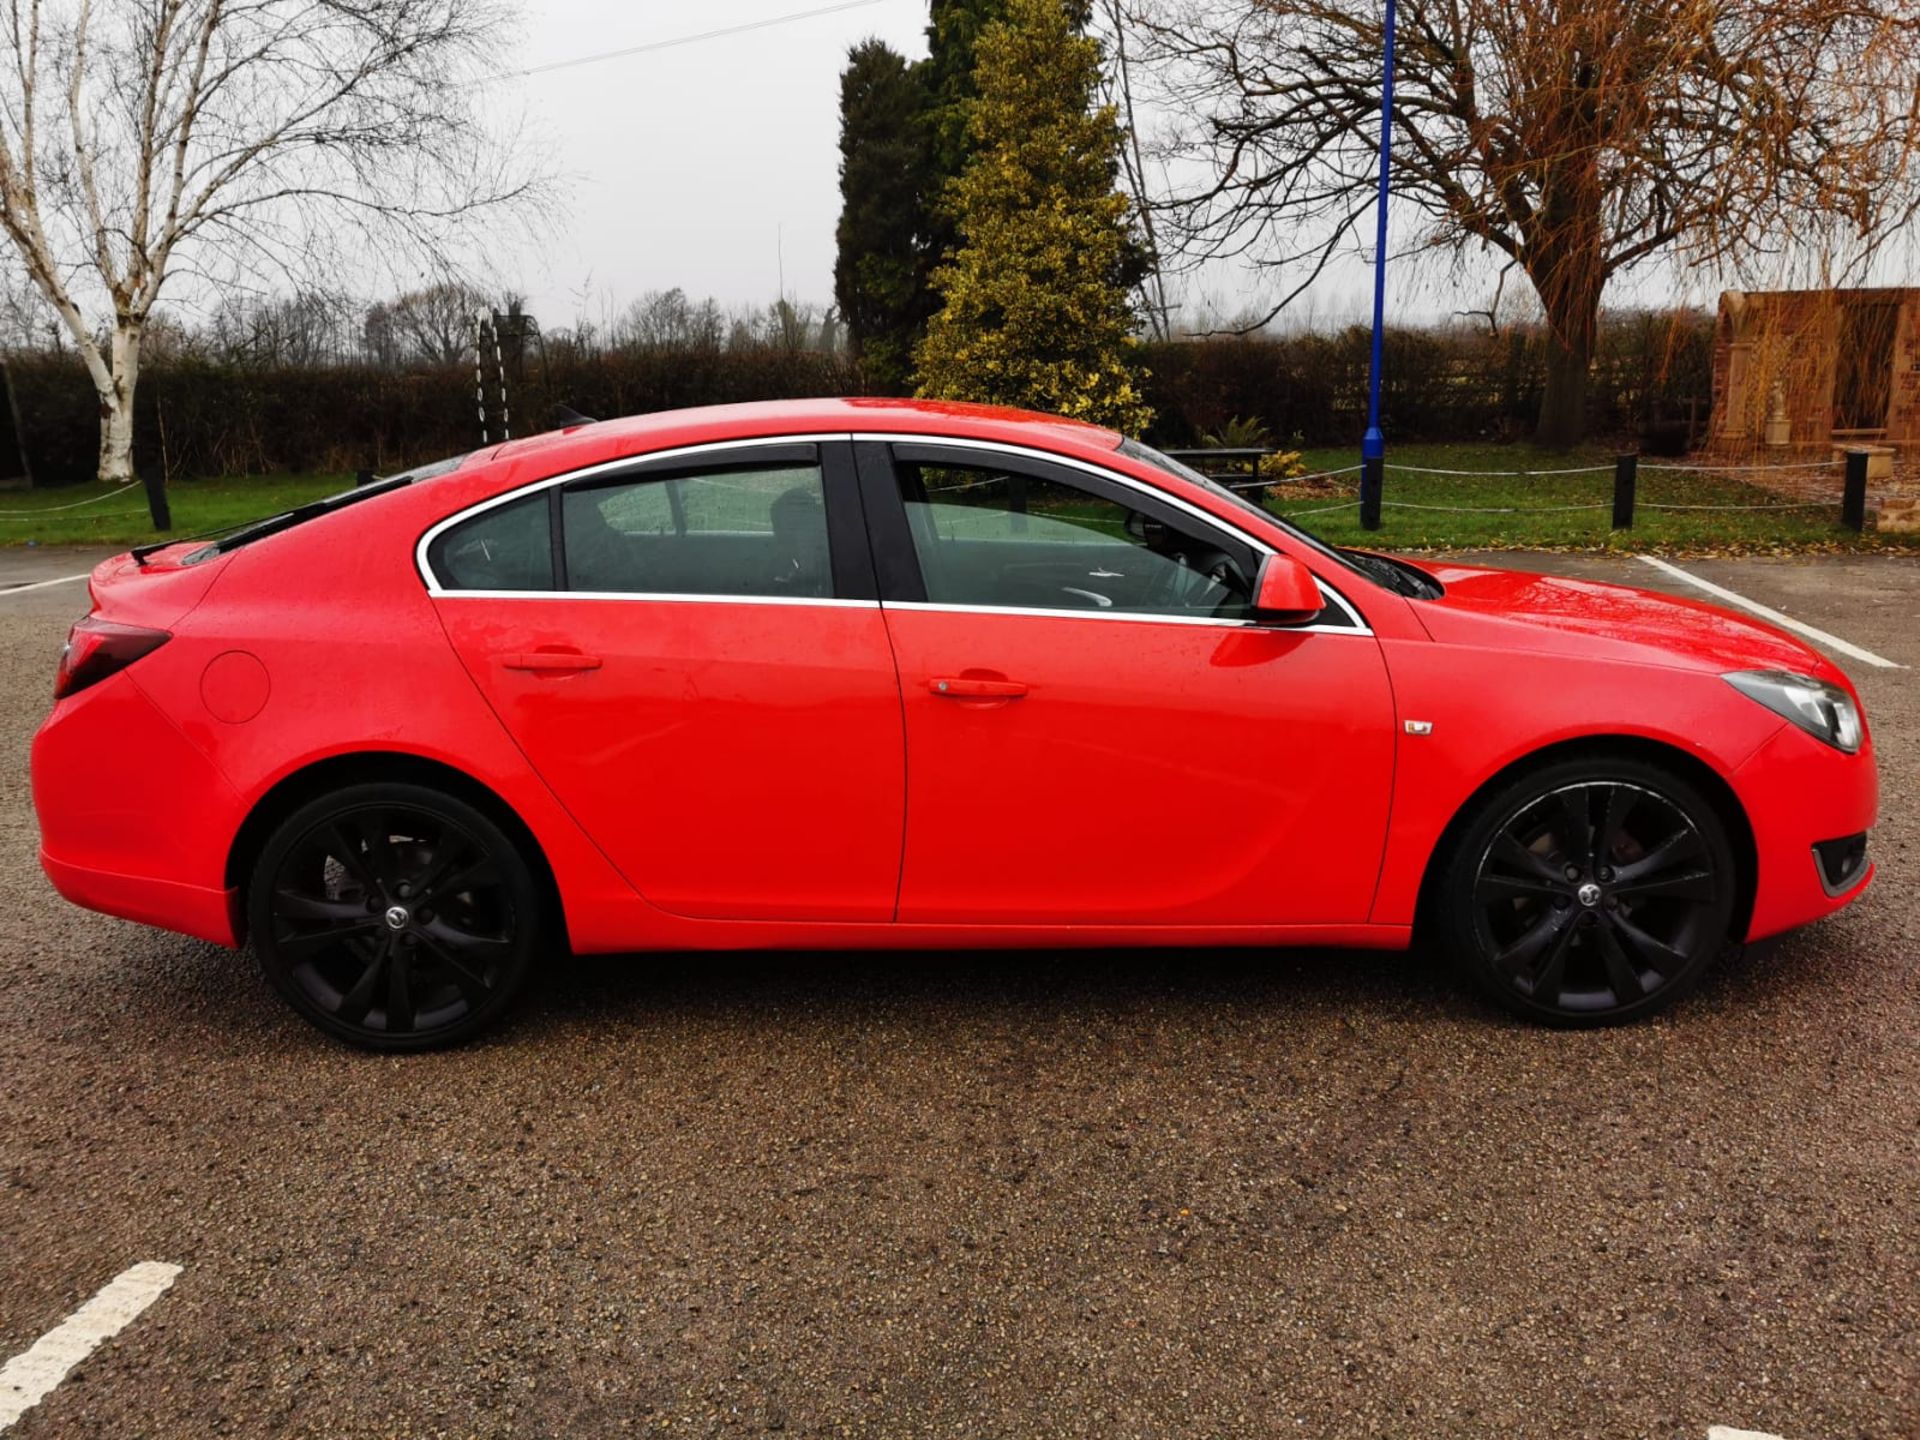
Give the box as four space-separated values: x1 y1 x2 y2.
895 462 1253 617
562 464 832 597
426 492 553 591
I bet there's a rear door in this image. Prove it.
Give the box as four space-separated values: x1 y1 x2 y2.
858 438 1397 927
425 438 906 922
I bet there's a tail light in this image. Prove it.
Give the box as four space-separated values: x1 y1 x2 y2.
55 616 171 699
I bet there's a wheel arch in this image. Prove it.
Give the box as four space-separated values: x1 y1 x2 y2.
224 750 569 951
1412 734 1759 944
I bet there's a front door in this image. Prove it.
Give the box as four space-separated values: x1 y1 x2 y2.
858 440 1396 927
426 439 905 922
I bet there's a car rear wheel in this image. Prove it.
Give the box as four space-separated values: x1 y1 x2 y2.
249 783 539 1050
1435 756 1738 1025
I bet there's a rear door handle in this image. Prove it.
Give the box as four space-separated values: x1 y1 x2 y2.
929 676 1028 699
502 651 602 672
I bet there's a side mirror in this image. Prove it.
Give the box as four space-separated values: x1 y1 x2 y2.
1251 553 1323 624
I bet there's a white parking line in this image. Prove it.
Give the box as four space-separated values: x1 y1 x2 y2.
0 1262 182 1431
0 572 90 597
1708 1427 1787 1440
1637 554 1903 670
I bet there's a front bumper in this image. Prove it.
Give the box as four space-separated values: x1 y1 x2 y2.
1812 832 1872 899
1735 722 1877 940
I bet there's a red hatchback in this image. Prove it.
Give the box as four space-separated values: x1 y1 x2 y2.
32 399 1876 1048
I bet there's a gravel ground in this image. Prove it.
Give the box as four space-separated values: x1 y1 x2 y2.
0 553 1914 1440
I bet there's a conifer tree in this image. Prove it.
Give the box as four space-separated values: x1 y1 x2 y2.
832 40 935 393
915 0 1151 432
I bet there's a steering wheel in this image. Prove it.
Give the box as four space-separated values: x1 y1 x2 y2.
1146 545 1247 612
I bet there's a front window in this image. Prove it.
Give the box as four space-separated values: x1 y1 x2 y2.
1118 437 1438 600
896 461 1252 617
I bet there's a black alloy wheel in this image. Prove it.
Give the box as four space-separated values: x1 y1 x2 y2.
249 783 539 1050
1437 758 1738 1025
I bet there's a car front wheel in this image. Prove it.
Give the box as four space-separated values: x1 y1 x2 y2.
1435 756 1739 1025
248 782 540 1050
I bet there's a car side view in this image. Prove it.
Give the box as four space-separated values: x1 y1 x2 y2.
31 399 1877 1048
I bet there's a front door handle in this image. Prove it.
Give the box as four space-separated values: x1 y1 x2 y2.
502 650 602 672
929 676 1028 699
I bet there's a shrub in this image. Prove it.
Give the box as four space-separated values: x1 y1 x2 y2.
1200 415 1274 449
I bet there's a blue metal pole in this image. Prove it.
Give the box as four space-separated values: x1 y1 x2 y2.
1358 0 1396 531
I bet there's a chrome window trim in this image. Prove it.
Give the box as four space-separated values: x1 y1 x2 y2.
415 433 844 596
880 600 1360 633
414 429 1373 635
432 590 879 609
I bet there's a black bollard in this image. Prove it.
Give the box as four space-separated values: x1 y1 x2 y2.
1611 453 1638 530
1842 450 1868 532
1359 455 1383 531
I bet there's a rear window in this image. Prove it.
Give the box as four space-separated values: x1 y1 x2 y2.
561 463 831 597
426 493 553 591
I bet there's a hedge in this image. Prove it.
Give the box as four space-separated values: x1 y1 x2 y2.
2 348 869 485
3 312 1712 485
1137 313 1714 450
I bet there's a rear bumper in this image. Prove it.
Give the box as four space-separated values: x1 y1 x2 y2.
1735 723 1878 941
40 848 240 947
32 673 245 947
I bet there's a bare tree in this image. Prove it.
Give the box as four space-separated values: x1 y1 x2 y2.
207 289 357 366
1130 0 1920 444
1096 0 1171 341
376 281 492 366
0 259 51 348
614 287 727 352
0 0 538 509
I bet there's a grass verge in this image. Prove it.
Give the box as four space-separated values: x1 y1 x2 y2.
1249 442 1916 555
0 474 348 548
1 444 1911 556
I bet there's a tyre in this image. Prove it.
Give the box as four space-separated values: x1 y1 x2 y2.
248 782 540 1050
1433 755 1738 1026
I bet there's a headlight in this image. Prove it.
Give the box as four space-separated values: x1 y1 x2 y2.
1723 670 1863 754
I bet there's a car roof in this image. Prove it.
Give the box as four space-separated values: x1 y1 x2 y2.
471 397 1124 474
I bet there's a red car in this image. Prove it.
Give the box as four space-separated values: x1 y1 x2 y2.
32 399 1876 1048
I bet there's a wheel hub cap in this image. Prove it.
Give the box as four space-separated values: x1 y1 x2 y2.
1576 881 1603 908
383 904 412 931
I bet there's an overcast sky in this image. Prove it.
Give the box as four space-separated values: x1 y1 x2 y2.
500 0 933 326
485 0 1660 336
404 1 1919 331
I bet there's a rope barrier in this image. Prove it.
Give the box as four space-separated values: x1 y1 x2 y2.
1637 500 1833 511
1380 499 1612 514
0 483 139 517
1221 463 1363 492
0 455 1875 538
1273 500 1362 519
1385 461 1614 477
0 505 152 523
1639 459 1841 473
1176 452 1869 485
